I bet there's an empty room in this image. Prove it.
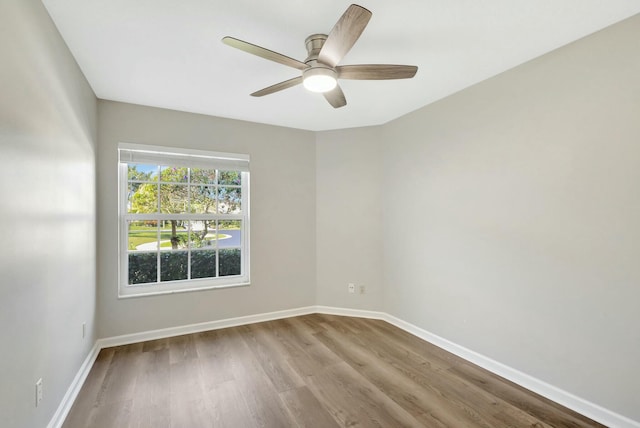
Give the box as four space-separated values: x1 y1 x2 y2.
2 0 640 427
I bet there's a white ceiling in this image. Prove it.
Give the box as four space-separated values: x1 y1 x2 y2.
42 1 640 131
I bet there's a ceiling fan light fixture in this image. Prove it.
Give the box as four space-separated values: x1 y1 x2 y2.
223 4 417 108
302 67 337 93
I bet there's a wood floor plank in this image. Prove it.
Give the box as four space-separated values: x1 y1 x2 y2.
280 386 341 428
94 343 144 407
83 399 134 428
304 361 423 427
202 380 256 428
169 396 216 428
224 327 299 427
131 348 170 410
237 322 305 393
280 317 342 367
125 401 171 428
194 329 236 387
63 315 603 428
353 317 466 369
261 318 341 378
334 316 457 373
141 337 168 353
168 333 198 364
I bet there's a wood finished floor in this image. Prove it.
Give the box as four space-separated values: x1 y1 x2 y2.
63 314 603 427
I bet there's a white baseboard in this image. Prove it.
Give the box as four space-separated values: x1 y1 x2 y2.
49 305 640 428
315 305 386 320
47 342 100 428
97 306 317 349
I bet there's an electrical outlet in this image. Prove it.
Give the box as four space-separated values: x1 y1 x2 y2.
359 285 365 294
35 378 43 407
348 283 355 293
82 322 86 339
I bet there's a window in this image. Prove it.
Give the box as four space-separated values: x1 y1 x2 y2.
118 143 249 297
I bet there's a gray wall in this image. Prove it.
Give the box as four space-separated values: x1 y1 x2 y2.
0 1 98 427
97 101 317 338
315 127 384 310
381 15 640 421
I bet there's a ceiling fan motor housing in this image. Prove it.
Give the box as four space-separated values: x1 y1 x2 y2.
304 34 328 64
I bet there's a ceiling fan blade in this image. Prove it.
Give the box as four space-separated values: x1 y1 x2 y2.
323 84 347 108
222 37 309 71
318 4 372 68
337 64 418 80
250 76 303 97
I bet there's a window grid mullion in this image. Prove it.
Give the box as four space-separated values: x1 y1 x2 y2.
187 220 192 281
155 220 161 283
123 213 242 221
187 169 191 280
215 171 218 277
156 167 161 283
215 219 219 278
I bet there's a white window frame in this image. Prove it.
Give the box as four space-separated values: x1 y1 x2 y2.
117 143 250 298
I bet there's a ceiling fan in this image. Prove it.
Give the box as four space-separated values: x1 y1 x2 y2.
222 4 418 108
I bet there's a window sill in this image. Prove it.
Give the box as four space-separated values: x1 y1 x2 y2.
118 279 250 299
